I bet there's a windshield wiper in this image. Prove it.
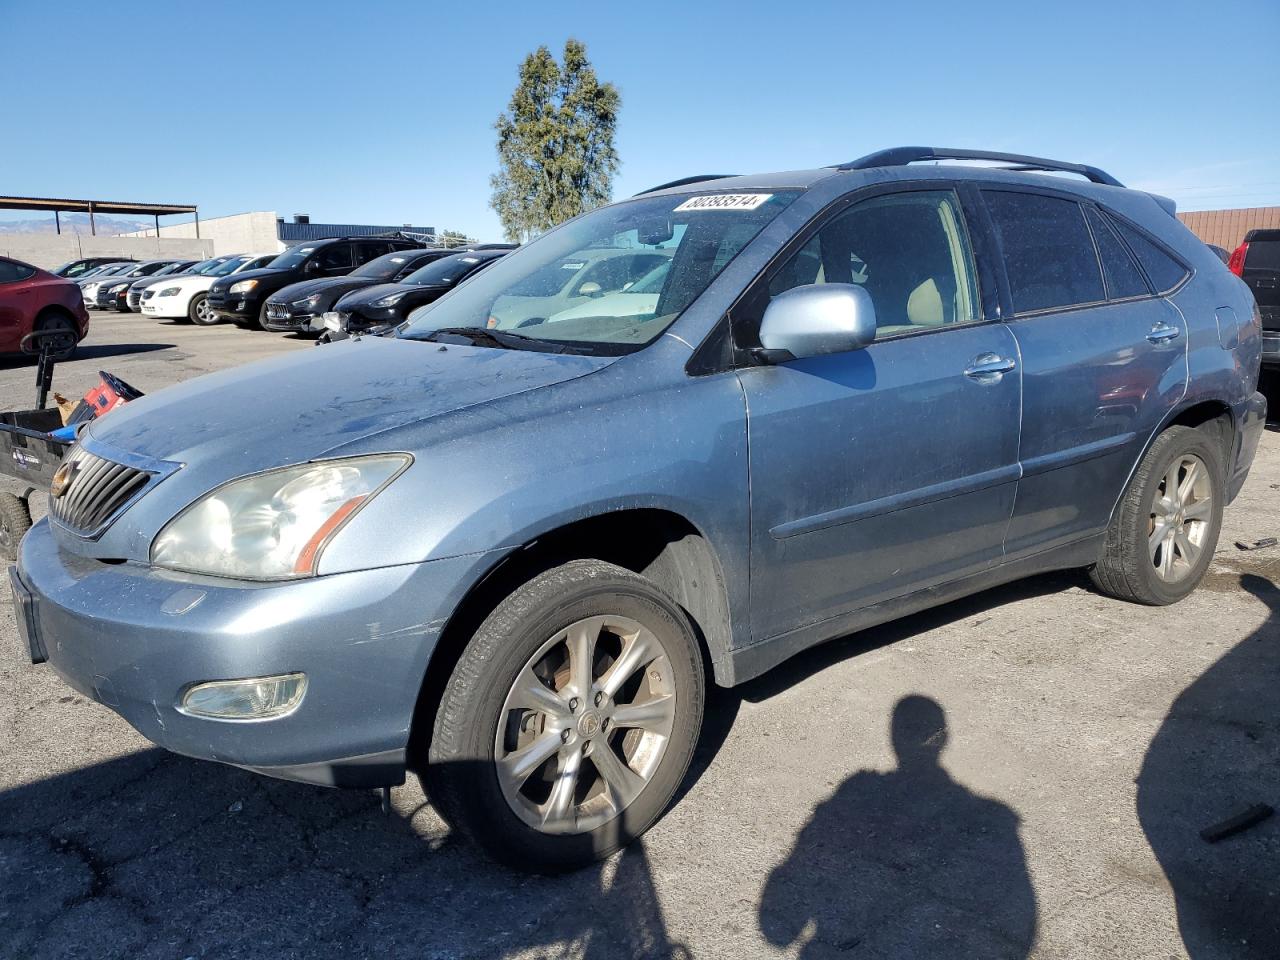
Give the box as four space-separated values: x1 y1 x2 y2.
415 326 575 353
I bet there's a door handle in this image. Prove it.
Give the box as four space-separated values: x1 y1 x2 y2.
1146 322 1181 344
964 354 1016 382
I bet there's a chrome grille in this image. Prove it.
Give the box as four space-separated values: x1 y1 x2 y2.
265 303 290 320
50 447 152 534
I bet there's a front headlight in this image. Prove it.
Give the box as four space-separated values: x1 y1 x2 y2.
373 292 407 307
292 294 321 309
228 279 258 294
158 286 182 296
151 455 410 580
109 282 129 293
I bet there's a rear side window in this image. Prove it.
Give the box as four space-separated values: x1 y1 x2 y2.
0 259 36 283
984 191 1105 313
315 244 354 270
1106 215 1189 293
1084 206 1150 300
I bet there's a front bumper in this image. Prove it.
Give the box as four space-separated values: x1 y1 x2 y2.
262 301 315 332
207 290 263 323
13 519 505 787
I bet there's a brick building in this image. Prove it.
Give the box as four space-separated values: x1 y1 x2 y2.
1177 206 1280 251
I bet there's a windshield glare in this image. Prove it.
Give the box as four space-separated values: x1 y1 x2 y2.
210 256 252 276
268 245 315 270
401 190 796 352
403 254 489 287
353 253 412 280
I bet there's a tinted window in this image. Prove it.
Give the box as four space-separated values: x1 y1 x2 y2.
314 244 353 270
985 191 1105 313
0 259 36 283
404 254 495 286
766 189 980 338
1106 215 1189 293
355 241 391 265
353 251 415 280
1085 206 1149 300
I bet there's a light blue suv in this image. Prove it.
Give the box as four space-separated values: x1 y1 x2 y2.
11 147 1265 871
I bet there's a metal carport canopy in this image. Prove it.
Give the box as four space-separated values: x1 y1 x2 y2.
0 195 199 236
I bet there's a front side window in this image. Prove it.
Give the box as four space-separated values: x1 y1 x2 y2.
985 190 1105 314
314 244 353 271
267 246 316 270
401 190 797 353
765 189 980 339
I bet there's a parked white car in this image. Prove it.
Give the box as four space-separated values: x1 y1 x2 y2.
140 253 275 325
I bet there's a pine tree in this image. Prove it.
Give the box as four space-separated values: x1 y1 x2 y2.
490 39 620 243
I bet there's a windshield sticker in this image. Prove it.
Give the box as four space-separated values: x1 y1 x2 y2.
673 193 773 212
562 262 586 270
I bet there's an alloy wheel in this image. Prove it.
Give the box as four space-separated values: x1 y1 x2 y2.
494 614 676 835
1148 453 1213 582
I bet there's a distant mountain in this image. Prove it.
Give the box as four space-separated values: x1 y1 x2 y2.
0 213 152 236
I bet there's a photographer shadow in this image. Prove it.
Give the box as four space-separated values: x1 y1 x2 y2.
759 695 1037 958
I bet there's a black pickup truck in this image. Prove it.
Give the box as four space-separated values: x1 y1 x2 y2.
1231 229 1280 365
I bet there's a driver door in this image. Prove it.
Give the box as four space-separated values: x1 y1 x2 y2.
735 187 1022 642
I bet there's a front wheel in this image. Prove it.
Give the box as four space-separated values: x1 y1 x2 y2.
0 492 33 561
1090 425 1225 605
188 292 218 326
427 559 705 872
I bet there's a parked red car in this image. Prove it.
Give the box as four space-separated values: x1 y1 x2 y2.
0 256 90 359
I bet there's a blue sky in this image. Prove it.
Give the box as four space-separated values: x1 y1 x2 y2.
2 0 1277 240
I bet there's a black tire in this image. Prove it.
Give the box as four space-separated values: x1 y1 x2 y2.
427 559 705 872
0 492 33 561
1090 425 1225 605
188 292 218 326
34 310 78 361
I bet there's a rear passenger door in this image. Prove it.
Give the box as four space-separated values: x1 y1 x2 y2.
982 188 1190 557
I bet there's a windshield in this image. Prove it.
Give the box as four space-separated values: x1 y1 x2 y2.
210 256 252 276
403 254 492 287
352 252 414 280
401 190 796 352
267 245 316 270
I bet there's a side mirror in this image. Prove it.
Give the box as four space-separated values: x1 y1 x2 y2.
578 281 603 298
305 260 322 274
757 283 877 363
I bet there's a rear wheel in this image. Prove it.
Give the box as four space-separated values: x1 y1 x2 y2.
34 310 78 361
427 559 705 872
188 293 218 326
1090 425 1224 605
0 493 33 561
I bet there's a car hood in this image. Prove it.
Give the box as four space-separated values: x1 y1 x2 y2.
338 281 442 309
86 334 617 479
209 266 288 293
269 275 378 303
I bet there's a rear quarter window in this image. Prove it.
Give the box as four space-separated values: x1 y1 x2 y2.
1084 206 1150 300
984 190 1105 314
1106 214 1189 293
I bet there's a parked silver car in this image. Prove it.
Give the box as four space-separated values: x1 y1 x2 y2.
12 147 1265 871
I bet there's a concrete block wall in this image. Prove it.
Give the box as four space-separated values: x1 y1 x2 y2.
122 211 284 257
0 234 214 270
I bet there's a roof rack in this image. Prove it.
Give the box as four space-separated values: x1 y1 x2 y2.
834 147 1123 187
633 174 738 196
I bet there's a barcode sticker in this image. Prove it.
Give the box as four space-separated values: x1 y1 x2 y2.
673 193 773 212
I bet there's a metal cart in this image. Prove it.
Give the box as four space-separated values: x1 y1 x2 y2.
0 329 79 559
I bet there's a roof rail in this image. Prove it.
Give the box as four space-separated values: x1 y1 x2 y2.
835 147 1123 187
633 174 738 197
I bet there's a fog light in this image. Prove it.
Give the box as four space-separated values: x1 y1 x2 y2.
179 673 307 720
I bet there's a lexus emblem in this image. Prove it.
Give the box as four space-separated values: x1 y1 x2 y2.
51 461 78 498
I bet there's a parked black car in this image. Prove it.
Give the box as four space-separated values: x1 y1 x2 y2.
331 249 509 332
261 247 460 333
52 256 136 280
207 237 421 328
1231 229 1280 364
92 259 183 310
